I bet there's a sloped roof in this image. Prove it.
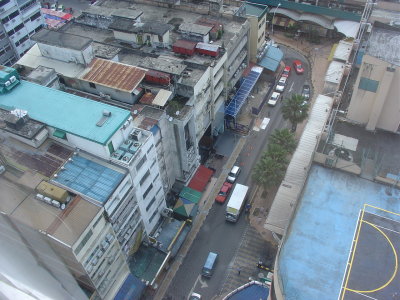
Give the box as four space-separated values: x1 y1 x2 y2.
81 58 147 92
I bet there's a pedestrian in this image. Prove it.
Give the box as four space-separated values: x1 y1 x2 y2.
237 267 241 275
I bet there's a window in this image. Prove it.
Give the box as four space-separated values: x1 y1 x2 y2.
0 0 11 7
136 155 147 171
149 209 158 223
15 35 28 47
146 196 156 211
89 82 96 89
0 33 5 40
150 159 156 169
107 141 114 154
143 183 153 199
93 214 103 229
147 144 154 153
75 229 93 255
139 170 150 186
20 0 35 11
358 77 379 93
29 12 41 22
153 173 159 182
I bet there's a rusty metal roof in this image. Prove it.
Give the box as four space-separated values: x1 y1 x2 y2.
82 58 147 92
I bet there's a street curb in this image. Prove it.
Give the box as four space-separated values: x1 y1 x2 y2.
153 136 248 300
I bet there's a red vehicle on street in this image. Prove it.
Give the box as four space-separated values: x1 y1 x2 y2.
215 181 233 203
292 60 304 74
282 65 291 77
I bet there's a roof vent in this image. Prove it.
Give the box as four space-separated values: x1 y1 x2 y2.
97 110 112 127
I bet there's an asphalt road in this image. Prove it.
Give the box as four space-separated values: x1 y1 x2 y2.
166 47 309 300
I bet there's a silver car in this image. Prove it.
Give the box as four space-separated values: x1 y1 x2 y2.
276 76 287 92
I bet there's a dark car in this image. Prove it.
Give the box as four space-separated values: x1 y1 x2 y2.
302 84 310 100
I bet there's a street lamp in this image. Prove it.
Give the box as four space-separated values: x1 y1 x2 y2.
271 3 281 35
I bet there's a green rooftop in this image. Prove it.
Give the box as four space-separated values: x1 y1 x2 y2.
245 3 268 18
0 80 130 145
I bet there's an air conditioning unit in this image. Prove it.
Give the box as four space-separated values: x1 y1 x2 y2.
9 76 16 83
160 208 173 217
103 110 111 117
104 94 111 100
4 81 11 87
36 194 44 201
130 129 142 141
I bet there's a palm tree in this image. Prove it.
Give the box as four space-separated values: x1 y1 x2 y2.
281 94 309 132
252 155 286 189
270 128 297 154
266 143 288 164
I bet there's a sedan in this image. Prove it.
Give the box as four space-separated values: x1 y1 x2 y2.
293 60 304 74
268 91 281 106
276 76 287 92
302 84 310 100
282 66 291 78
215 182 233 203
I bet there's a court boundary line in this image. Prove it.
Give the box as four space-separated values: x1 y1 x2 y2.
340 204 400 299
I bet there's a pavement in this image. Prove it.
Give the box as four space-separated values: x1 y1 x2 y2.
153 32 334 300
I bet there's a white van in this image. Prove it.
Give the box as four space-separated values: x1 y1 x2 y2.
227 166 241 183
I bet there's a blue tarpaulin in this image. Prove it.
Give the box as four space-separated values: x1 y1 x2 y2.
225 67 263 118
114 273 146 300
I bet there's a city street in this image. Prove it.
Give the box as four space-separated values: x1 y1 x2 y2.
166 46 309 299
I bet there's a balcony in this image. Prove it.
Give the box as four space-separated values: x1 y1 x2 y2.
21 2 40 19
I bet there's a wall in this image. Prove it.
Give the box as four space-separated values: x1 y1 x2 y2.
79 79 135 104
37 42 94 66
347 55 400 132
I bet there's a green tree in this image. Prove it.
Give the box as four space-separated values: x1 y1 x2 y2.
266 143 288 165
252 155 286 189
270 128 297 154
281 94 309 132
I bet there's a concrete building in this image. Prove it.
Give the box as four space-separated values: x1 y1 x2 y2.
347 22 400 133
0 0 44 66
235 3 268 63
15 0 251 188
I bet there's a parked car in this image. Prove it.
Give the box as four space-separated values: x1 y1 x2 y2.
293 60 304 74
227 166 241 183
268 91 281 106
189 293 202 300
302 84 310 100
281 65 291 78
215 181 233 203
275 76 287 92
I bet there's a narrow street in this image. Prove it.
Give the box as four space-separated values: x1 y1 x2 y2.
165 46 309 299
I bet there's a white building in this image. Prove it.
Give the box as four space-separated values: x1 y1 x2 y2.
0 0 44 66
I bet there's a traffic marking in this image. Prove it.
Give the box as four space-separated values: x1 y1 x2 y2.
289 82 294 92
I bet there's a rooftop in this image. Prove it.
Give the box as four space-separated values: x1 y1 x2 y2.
81 58 147 92
0 108 45 139
82 6 143 20
109 19 171 36
92 42 121 60
0 81 131 145
178 23 212 35
139 57 187 76
243 3 268 18
52 153 126 204
278 164 400 299
366 21 400 66
31 29 93 51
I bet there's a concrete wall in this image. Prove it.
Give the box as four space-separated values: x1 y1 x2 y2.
37 42 94 66
78 79 135 104
347 55 400 132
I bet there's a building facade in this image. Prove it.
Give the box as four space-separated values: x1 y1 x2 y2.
0 0 44 66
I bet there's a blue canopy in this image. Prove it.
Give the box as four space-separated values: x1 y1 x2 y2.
225 67 263 118
259 45 283 72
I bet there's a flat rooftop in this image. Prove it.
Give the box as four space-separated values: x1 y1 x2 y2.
0 138 100 246
52 154 126 204
0 81 130 145
82 5 143 20
278 164 400 299
32 29 93 51
366 21 400 66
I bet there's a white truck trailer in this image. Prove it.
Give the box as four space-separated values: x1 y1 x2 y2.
225 184 249 222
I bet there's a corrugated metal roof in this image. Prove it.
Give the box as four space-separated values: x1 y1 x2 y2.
82 58 147 92
173 39 197 50
264 95 334 235
196 42 219 52
325 61 345 84
244 3 268 18
152 89 172 107
333 40 353 62
247 0 361 21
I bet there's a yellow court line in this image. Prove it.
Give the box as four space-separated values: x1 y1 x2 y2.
341 206 366 300
364 204 400 217
346 220 398 293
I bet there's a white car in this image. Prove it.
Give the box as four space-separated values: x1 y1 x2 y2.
268 92 281 106
275 76 287 92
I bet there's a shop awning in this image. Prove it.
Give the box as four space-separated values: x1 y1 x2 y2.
179 186 202 204
187 165 214 192
53 129 66 139
334 20 360 38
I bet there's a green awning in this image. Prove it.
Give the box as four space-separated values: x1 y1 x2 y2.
53 129 66 139
179 186 202 204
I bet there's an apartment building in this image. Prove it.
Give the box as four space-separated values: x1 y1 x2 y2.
0 0 44 66
15 0 250 187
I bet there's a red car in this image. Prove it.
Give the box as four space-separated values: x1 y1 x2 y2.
292 60 304 74
215 182 233 203
282 65 291 77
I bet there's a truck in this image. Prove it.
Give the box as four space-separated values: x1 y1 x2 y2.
225 184 249 222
